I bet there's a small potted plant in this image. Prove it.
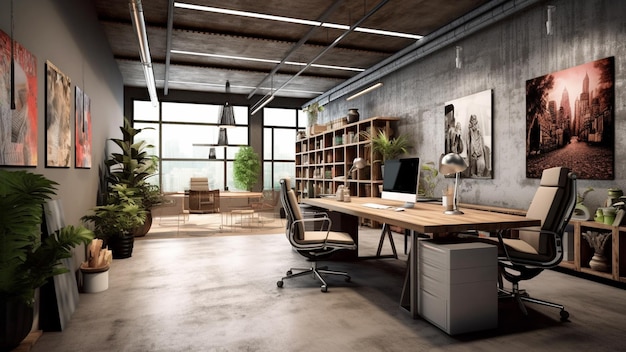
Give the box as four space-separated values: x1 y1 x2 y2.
0 170 94 351
233 146 261 191
302 102 325 135
81 184 147 259
361 129 412 179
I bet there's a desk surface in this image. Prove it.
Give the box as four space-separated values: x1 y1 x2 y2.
302 197 540 234
220 191 263 199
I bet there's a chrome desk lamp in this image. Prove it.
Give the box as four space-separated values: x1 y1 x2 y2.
439 153 468 215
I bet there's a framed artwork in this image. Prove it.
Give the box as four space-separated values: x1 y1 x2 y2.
0 29 38 166
75 86 92 168
444 89 493 179
526 57 614 179
46 61 72 168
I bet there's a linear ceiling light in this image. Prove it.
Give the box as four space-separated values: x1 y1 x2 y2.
129 0 158 106
174 2 423 40
171 49 364 72
346 82 383 101
251 94 275 115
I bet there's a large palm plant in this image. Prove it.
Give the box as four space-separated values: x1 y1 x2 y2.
0 170 94 305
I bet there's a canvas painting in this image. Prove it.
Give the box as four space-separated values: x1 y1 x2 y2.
444 89 493 179
0 29 38 166
75 86 92 168
46 61 72 168
526 57 614 179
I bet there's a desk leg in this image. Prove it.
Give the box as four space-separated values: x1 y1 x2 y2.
400 230 419 319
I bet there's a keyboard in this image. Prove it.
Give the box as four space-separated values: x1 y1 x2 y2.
362 203 392 209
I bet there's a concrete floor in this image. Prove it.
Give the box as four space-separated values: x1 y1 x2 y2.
30 228 626 352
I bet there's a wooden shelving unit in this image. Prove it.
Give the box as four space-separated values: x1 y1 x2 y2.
295 116 399 210
565 220 626 283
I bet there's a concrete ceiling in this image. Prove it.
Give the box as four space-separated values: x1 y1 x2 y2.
93 0 490 102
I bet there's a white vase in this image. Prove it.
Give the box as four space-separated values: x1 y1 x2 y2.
81 268 109 293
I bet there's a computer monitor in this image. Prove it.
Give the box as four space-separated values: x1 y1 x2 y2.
381 157 420 208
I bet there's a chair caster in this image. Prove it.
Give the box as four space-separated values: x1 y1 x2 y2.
321 285 328 292
560 309 569 321
286 270 292 276
277 280 283 288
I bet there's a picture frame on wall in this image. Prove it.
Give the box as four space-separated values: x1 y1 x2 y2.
526 57 614 179
46 60 72 168
75 86 92 169
0 29 38 167
444 89 493 179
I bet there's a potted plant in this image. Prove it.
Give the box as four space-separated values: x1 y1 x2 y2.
106 118 160 237
81 184 147 259
233 146 261 191
369 129 411 164
303 102 324 126
0 170 93 351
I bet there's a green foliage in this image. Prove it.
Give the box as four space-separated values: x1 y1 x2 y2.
302 102 324 126
82 184 147 240
233 146 261 191
0 170 94 306
362 129 412 163
85 118 159 240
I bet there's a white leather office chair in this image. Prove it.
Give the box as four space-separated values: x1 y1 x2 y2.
276 179 356 292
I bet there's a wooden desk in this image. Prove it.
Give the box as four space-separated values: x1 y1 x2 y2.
301 197 541 318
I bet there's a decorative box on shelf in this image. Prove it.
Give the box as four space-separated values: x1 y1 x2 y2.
309 124 326 135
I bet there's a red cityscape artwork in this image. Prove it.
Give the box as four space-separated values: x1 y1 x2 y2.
526 57 614 179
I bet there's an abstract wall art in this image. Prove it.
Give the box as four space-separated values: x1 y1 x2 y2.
46 60 72 168
75 86 92 168
0 29 38 166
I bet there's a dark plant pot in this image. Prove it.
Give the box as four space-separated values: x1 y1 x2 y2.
110 233 135 259
1 298 33 352
133 211 153 237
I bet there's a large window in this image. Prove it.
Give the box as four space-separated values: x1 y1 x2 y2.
263 108 306 190
133 100 248 192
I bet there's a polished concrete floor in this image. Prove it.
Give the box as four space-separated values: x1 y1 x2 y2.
31 228 626 352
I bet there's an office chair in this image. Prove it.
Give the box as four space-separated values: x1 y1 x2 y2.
277 179 357 292
479 167 576 321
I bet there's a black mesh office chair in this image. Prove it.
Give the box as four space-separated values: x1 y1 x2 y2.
276 179 356 292
481 167 576 321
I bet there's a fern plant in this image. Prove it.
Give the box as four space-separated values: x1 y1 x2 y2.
0 170 94 306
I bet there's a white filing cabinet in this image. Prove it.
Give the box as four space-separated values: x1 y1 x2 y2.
418 241 497 335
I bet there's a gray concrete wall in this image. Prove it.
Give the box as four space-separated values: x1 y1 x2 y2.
316 0 625 211
0 0 123 224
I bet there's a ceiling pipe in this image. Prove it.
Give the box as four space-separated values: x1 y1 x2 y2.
164 0 175 95
246 0 345 99
305 0 543 107
269 0 389 102
129 0 159 106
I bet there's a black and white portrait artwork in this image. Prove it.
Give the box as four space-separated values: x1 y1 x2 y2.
444 89 493 179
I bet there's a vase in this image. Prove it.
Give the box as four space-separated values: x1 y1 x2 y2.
571 203 592 220
347 109 360 123
110 233 135 259
132 211 153 237
582 231 611 272
1 298 33 352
